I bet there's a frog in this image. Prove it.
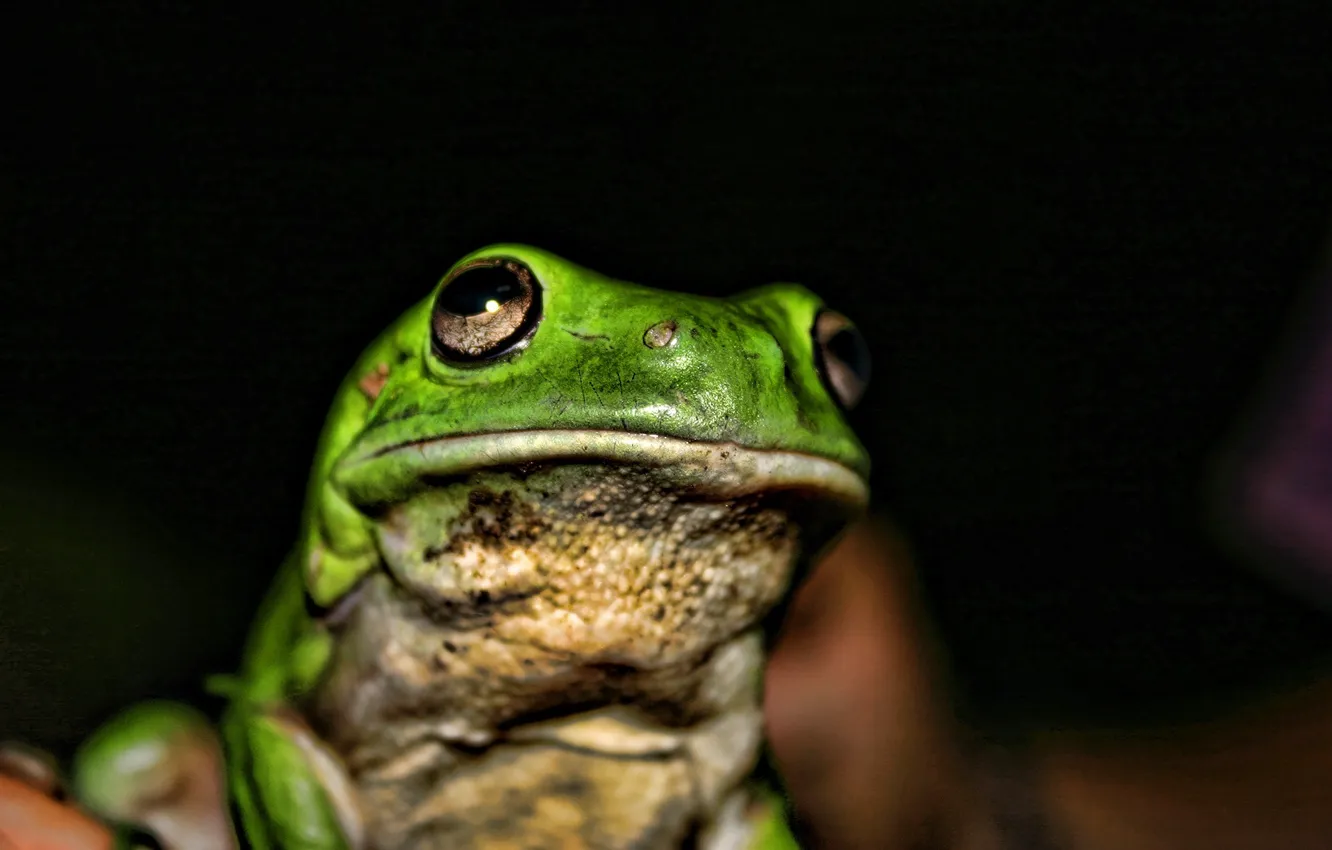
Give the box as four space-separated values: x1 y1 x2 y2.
63 244 872 850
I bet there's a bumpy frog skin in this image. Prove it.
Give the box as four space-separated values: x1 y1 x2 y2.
71 245 871 850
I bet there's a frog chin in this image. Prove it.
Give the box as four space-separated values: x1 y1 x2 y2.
362 457 850 671
332 428 869 510
342 429 870 658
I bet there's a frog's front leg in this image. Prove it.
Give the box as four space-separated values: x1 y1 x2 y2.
224 701 364 850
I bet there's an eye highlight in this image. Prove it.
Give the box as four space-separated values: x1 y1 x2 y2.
430 258 543 363
813 309 870 410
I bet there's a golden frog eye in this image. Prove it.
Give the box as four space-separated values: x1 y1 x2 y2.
430 258 543 363
813 309 870 410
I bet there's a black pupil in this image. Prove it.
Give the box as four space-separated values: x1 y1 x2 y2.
437 266 522 316
826 326 870 382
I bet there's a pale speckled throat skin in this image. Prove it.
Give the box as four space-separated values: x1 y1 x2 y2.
73 244 871 850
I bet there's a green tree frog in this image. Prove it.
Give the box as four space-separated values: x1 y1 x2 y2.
69 245 871 849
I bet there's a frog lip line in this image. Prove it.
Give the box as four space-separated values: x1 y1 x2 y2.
332 429 869 505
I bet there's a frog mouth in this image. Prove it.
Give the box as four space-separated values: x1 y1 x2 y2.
332 429 868 509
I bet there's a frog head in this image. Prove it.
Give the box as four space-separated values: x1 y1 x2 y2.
300 245 870 632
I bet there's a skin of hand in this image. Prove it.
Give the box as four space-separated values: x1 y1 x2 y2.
763 519 997 850
0 776 112 850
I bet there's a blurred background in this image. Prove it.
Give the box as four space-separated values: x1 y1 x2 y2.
6 4 1332 848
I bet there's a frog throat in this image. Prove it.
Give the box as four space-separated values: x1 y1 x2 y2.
306 429 868 606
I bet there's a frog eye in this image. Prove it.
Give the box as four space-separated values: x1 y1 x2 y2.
430 258 544 363
813 309 870 410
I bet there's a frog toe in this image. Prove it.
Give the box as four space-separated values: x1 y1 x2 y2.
72 700 238 850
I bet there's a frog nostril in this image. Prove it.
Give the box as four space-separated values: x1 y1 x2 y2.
643 320 679 349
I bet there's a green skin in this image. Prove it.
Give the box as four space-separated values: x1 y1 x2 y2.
71 245 870 850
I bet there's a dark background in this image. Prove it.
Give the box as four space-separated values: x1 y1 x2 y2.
5 3 1332 754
